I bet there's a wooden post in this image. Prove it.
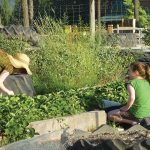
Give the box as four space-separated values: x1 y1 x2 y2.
132 18 136 33
117 24 119 33
107 24 113 33
89 0 95 37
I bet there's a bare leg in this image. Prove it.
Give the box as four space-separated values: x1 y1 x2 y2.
107 109 138 125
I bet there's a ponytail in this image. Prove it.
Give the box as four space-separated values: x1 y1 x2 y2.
145 64 150 83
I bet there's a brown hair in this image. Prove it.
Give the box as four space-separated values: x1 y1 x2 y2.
130 61 150 83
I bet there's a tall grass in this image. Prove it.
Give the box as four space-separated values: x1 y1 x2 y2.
0 16 135 94
31 16 100 93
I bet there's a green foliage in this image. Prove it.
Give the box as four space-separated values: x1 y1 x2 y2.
123 0 134 19
0 33 30 55
0 81 127 145
0 92 84 145
95 81 128 106
138 7 150 28
0 16 134 94
94 32 134 85
32 16 100 93
0 95 37 144
0 0 13 25
31 16 134 94
123 0 150 28
12 0 23 25
142 29 150 46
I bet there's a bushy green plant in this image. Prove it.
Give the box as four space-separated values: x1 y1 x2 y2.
0 92 85 145
95 81 128 106
32 16 135 94
0 0 13 25
143 29 150 46
95 27 120 47
123 0 150 28
32 16 100 93
0 81 127 145
0 33 30 55
0 16 134 95
94 39 134 85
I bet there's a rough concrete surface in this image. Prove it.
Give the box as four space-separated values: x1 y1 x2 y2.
29 111 106 135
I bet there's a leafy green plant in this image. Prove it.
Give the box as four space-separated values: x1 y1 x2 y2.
95 81 128 107
0 33 30 55
32 16 100 93
142 29 150 46
0 16 134 95
0 95 37 144
123 0 150 28
0 81 128 146
0 0 13 25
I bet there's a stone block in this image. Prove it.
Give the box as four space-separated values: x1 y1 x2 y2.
29 111 106 135
0 74 36 96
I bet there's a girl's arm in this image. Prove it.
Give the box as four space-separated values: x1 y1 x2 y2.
0 70 14 95
120 84 135 111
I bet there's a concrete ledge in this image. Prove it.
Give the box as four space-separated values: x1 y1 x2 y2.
29 111 106 135
0 130 64 150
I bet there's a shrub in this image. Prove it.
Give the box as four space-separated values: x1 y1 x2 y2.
0 17 134 94
32 16 100 93
0 81 127 146
143 29 150 46
94 33 135 85
0 33 30 55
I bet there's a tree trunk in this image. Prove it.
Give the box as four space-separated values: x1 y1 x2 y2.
134 0 139 26
89 0 95 37
28 0 34 25
97 0 101 28
22 0 29 27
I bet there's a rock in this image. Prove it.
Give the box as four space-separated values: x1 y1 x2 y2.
1 130 66 150
67 139 128 150
92 124 118 134
0 74 36 96
72 129 91 138
1 25 39 46
127 139 150 150
100 139 128 150
140 117 150 130
126 124 148 132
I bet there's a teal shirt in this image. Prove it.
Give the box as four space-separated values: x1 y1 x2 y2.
129 79 150 118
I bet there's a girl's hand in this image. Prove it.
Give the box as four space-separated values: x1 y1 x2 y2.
120 106 128 112
7 90 14 95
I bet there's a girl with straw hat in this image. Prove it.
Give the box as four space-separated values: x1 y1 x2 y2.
0 49 32 95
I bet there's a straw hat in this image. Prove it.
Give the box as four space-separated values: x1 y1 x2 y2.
7 53 32 75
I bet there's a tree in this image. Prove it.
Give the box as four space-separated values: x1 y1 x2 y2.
22 0 29 27
28 0 34 25
134 0 139 26
123 0 149 28
0 0 12 25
